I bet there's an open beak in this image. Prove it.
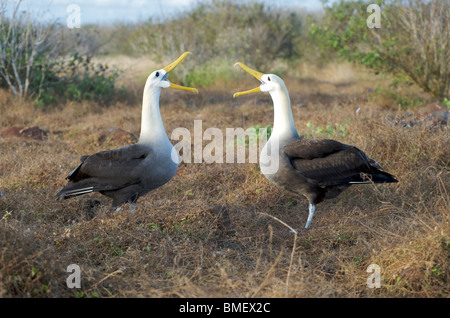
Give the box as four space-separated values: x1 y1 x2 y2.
162 52 198 93
233 62 264 98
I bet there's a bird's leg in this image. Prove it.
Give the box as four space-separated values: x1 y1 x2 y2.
129 194 138 212
305 203 316 229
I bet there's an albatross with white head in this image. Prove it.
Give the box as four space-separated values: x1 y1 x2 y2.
57 52 198 211
234 62 398 229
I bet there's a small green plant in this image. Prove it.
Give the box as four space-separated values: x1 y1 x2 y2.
252 125 272 141
443 98 450 109
352 255 368 265
431 263 442 278
1 210 12 222
337 233 350 240
301 236 313 248
235 125 272 148
148 222 159 230
305 121 348 138
31 267 38 278
170 217 193 232
149 222 169 233
108 238 125 257
110 246 124 257
76 291 100 298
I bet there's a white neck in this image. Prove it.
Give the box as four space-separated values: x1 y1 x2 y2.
269 85 299 142
138 83 169 145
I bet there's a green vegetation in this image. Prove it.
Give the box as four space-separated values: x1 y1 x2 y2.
183 59 238 88
0 1 125 108
34 52 124 108
312 0 449 99
305 120 349 138
443 98 450 109
128 0 303 86
2 0 448 104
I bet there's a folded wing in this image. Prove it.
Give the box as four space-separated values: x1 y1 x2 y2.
282 139 397 186
58 144 151 198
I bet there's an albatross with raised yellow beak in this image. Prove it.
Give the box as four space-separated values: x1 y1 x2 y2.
57 52 198 211
234 62 398 229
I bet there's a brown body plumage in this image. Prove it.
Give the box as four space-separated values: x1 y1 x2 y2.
273 138 397 205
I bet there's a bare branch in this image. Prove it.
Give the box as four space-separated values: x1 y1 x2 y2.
0 0 56 98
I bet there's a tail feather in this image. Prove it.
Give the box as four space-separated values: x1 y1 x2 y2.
56 186 94 200
370 172 398 183
349 171 398 184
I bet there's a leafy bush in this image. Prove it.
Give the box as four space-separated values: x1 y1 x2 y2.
312 0 449 99
183 59 241 88
0 0 125 108
130 0 303 86
34 53 124 108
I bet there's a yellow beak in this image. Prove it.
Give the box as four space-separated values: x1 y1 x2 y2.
233 62 265 98
162 52 191 73
233 87 261 98
169 82 198 93
162 52 198 94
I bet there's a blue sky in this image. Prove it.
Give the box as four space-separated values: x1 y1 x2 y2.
9 0 325 25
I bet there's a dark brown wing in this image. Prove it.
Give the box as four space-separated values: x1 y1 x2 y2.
282 139 381 186
67 143 150 183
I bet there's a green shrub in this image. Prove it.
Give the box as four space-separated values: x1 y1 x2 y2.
181 59 239 88
312 0 449 99
33 52 124 109
0 1 126 108
130 0 303 85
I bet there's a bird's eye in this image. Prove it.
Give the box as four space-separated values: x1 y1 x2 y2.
155 72 159 77
267 76 271 81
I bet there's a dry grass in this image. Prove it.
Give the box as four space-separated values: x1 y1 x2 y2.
0 60 448 298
